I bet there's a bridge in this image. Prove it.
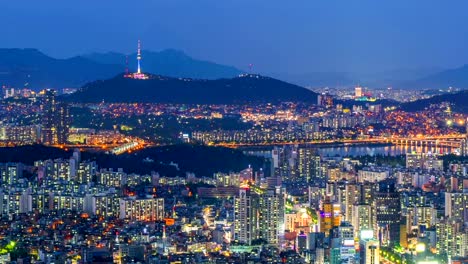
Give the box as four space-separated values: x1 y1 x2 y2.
377 135 467 148
111 141 141 155
211 134 467 149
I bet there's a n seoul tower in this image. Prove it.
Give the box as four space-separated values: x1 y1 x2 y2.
137 40 142 74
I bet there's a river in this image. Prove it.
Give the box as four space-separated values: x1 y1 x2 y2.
317 144 456 157
242 144 457 158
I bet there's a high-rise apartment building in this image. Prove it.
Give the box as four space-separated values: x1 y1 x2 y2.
445 192 468 222
297 147 321 184
233 187 283 245
234 188 257 245
119 197 164 222
41 89 70 145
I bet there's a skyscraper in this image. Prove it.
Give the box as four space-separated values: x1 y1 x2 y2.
297 147 321 184
233 187 283 245
41 89 57 145
41 89 70 145
234 188 257 245
57 102 70 145
374 180 401 245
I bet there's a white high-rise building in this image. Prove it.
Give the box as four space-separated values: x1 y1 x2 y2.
233 187 283 245
234 188 256 245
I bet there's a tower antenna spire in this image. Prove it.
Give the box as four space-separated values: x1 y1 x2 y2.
137 40 142 74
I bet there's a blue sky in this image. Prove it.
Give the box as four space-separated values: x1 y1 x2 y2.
2 0 468 73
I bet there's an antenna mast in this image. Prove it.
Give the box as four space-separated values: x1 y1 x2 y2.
137 40 142 74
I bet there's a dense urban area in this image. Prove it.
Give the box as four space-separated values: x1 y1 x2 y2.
0 62 467 264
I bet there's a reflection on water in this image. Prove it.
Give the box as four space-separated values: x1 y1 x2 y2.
317 145 456 157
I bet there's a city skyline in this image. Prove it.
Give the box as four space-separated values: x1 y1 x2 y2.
1 1 468 263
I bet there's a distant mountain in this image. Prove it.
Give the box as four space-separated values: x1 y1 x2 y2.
83 49 242 80
401 65 468 89
66 74 319 104
0 48 243 89
400 90 468 113
0 48 122 88
272 67 445 89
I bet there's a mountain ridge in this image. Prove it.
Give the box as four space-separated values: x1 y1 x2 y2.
400 64 468 89
0 48 123 88
83 49 243 80
65 73 319 104
0 48 243 89
400 90 468 113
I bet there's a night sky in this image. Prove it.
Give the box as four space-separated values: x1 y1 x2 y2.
2 0 468 74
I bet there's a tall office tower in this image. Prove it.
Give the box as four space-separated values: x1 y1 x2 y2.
297 147 321 184
41 89 70 145
374 180 401 245
234 188 257 245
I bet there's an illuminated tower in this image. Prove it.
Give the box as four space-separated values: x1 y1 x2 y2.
137 40 142 74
